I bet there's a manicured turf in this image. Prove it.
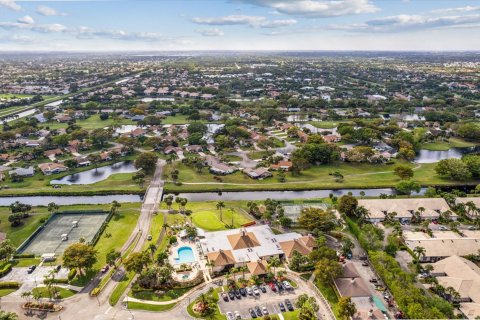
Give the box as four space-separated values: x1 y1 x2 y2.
32 286 76 299
0 208 51 247
44 116 135 131
165 160 480 192
182 201 252 231
308 121 350 129
0 288 17 297
283 310 300 320
421 137 478 151
110 271 135 306
127 301 176 312
130 287 191 302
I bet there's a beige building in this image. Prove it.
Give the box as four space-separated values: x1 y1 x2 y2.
431 255 480 319
358 198 453 223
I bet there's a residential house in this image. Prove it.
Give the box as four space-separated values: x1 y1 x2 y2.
9 166 34 177
38 162 67 175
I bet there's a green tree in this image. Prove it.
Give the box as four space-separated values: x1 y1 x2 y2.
394 165 414 180
106 249 121 268
0 310 19 320
338 195 358 217
135 152 158 174
435 158 471 180
0 239 15 261
338 297 357 320
62 243 97 275
216 201 226 221
124 251 151 274
314 258 342 285
395 180 421 196
297 207 337 232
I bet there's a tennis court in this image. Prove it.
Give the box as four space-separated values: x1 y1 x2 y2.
20 212 108 255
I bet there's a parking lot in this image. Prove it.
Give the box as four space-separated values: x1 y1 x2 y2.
217 284 301 319
1 266 69 294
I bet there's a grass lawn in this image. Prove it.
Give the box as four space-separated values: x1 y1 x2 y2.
0 93 34 99
309 121 349 129
0 288 17 297
0 158 145 196
10 258 41 267
248 150 273 160
44 116 135 131
421 137 478 151
127 301 176 312
0 208 51 247
177 201 253 231
223 155 243 162
93 203 141 269
315 280 341 319
165 160 480 192
129 286 192 302
283 310 300 320
110 271 135 306
32 286 76 299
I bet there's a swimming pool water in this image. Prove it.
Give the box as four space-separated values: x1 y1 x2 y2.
176 246 195 264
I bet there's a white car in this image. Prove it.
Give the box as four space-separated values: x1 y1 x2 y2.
246 287 253 295
226 311 235 320
439 226 449 231
253 286 260 295
234 311 241 319
262 306 269 315
283 280 292 290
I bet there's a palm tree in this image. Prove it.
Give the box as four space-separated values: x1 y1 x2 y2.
216 201 226 222
418 207 426 218
148 244 157 259
414 246 426 262
466 201 478 218
21 291 31 304
268 257 281 277
110 200 121 216
180 198 188 213
175 197 182 211
47 202 59 215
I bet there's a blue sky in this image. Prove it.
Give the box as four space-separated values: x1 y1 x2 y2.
0 0 480 51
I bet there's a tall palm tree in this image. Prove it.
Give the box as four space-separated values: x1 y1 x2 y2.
148 244 157 259
216 201 226 221
268 257 281 277
110 200 121 216
414 246 426 262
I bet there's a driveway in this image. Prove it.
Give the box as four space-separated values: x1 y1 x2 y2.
218 286 301 319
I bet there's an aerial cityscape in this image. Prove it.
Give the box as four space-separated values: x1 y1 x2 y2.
0 1 480 320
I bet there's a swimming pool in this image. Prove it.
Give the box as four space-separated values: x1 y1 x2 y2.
176 246 195 264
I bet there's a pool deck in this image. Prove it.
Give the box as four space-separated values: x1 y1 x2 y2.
169 238 202 282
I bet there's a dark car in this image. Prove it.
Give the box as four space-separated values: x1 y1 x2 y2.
285 299 294 311
239 288 247 296
369 278 378 283
249 308 257 318
27 265 36 274
222 293 229 302
279 302 286 312
234 290 241 299
228 291 235 300
260 285 267 293
277 282 284 291
55 265 61 272
255 306 262 317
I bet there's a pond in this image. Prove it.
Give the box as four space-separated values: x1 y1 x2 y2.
415 147 480 164
172 188 428 202
50 161 138 185
0 194 142 206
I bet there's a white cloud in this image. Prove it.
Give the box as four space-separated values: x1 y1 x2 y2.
0 34 35 44
17 15 35 25
242 0 379 18
192 15 296 28
36 5 66 17
74 27 164 41
432 6 480 15
0 22 67 33
329 13 480 32
196 28 224 37
0 0 21 11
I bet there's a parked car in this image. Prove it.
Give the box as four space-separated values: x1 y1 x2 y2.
432 220 438 224
239 288 247 296
439 226 449 231
268 282 277 292
468 226 478 230
246 287 253 295
369 278 378 283
279 302 286 312
260 285 267 293
226 311 234 320
253 285 260 295
262 306 268 315
221 293 229 302
276 282 284 291
362 261 369 267
234 289 241 299
228 291 235 300
55 265 61 272
249 308 257 318
27 265 36 274
283 281 292 290
234 311 241 319
101 265 109 273
255 306 262 317
285 299 294 311
147 234 152 240
375 285 386 291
